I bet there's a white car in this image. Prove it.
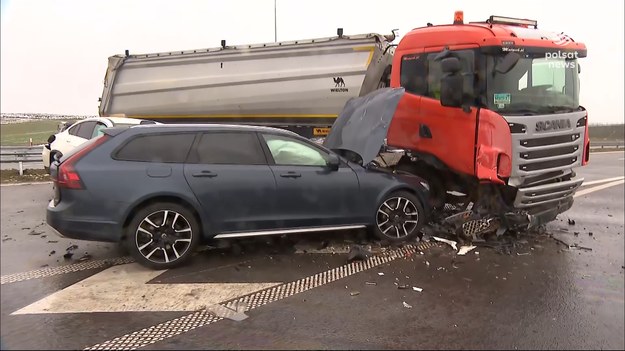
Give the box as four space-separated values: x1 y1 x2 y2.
42 117 158 171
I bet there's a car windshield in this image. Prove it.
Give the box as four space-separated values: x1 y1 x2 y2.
486 53 580 115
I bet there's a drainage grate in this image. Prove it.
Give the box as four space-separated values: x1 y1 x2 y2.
84 241 438 350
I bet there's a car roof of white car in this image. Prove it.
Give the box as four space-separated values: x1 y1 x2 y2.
74 116 155 125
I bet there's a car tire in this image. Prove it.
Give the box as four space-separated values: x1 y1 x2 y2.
125 202 200 270
372 190 425 243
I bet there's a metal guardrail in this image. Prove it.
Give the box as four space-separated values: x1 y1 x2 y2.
0 145 44 175
589 141 625 150
0 145 43 163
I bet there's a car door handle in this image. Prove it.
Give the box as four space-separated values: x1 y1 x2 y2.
280 172 301 178
192 170 218 178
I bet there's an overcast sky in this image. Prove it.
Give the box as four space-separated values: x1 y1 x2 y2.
1 0 623 124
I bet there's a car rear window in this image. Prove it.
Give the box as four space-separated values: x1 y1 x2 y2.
188 132 267 165
114 133 195 163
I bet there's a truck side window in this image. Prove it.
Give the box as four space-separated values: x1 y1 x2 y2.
426 50 475 100
400 54 427 95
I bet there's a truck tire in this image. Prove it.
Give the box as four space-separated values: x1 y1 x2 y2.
395 160 446 210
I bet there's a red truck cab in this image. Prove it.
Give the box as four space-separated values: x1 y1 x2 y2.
386 13 589 231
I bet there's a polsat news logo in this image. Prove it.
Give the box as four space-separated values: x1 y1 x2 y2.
547 33 578 69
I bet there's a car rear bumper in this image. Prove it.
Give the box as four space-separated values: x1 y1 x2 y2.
46 199 123 243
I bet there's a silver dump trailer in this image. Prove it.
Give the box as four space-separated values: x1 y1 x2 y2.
98 30 396 137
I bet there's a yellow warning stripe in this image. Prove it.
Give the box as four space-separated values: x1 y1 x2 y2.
353 46 375 66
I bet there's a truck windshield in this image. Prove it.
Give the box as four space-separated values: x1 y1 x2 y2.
486 53 580 115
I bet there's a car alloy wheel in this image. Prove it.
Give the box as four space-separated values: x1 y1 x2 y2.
375 193 422 241
126 202 200 269
135 209 193 265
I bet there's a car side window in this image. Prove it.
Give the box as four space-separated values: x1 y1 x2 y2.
262 134 328 166
115 133 195 163
75 121 97 139
400 53 427 95
92 122 108 138
68 123 81 136
188 132 267 165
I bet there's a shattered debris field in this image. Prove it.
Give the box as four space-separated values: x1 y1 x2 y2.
1 151 624 350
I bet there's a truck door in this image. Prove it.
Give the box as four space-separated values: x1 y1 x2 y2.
414 47 479 177
400 45 478 179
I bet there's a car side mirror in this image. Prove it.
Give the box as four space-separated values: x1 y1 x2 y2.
326 154 340 171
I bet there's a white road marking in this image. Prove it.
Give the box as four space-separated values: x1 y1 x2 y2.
83 241 438 351
0 257 135 285
574 179 625 198
590 150 625 155
12 263 281 314
581 176 625 186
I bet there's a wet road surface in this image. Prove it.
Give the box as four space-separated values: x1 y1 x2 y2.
1 151 623 350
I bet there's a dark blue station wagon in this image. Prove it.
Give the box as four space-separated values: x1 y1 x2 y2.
47 124 431 269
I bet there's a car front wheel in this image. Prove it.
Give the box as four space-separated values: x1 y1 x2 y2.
373 191 425 243
126 202 200 269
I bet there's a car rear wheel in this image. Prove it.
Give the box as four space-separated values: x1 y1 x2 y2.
126 202 200 269
373 191 425 243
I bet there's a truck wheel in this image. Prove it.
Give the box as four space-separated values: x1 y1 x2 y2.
125 202 200 270
372 191 425 243
394 161 445 210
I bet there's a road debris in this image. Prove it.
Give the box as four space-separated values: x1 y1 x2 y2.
63 252 73 260
350 291 360 296
206 302 249 321
516 252 531 256
365 282 377 286
572 244 592 251
79 253 92 261
412 287 423 292
568 219 576 225
457 245 477 255
432 236 458 251
402 301 413 309
397 285 409 289
378 272 385 276
28 230 44 236
48 250 55 256
347 245 371 262
588 232 594 236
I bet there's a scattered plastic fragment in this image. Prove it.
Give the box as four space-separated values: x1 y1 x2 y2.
432 236 458 251
412 287 423 292
402 301 413 309
378 272 385 276
365 282 377 286
457 245 477 255
350 291 360 296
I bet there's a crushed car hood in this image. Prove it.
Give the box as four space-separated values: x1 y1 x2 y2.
323 87 405 165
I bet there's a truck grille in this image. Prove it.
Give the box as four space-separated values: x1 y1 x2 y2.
505 110 587 210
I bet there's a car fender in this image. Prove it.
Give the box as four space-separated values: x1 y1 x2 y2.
373 176 431 217
120 190 204 229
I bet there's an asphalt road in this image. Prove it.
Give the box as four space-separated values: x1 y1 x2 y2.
1 151 623 350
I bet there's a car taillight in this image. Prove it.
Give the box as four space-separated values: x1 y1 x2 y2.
56 135 110 189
